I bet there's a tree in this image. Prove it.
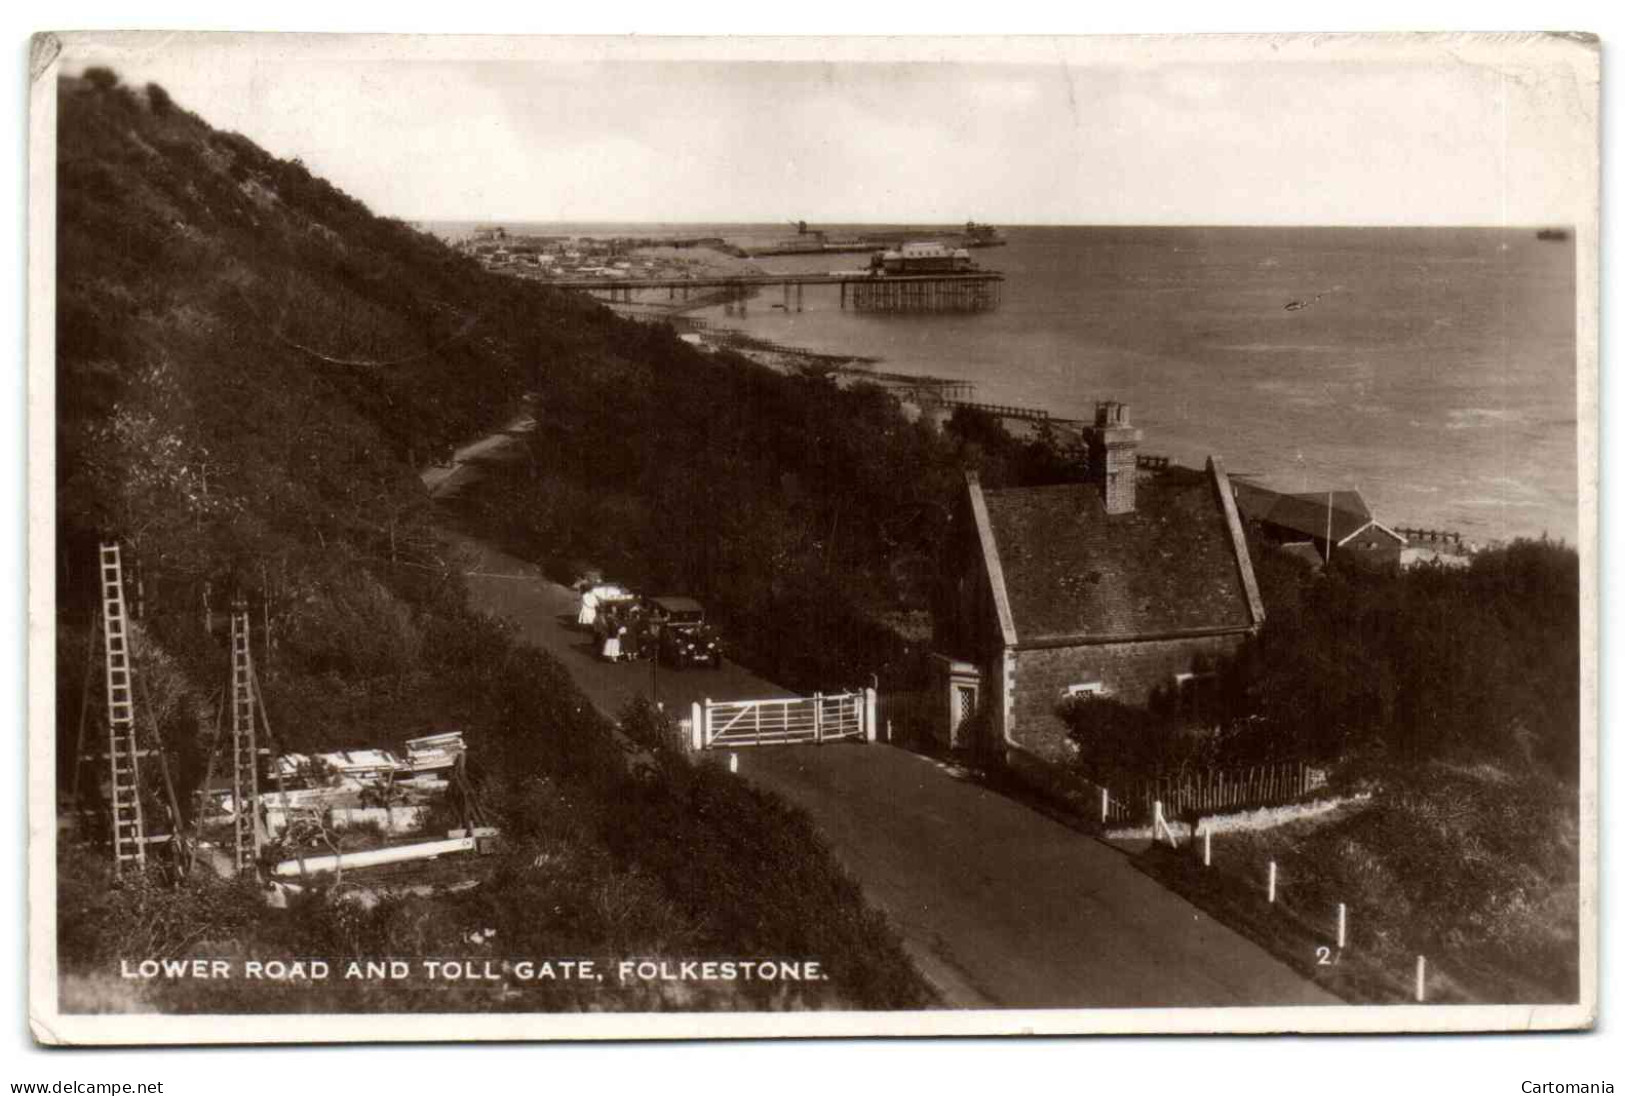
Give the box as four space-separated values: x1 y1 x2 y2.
146 82 174 115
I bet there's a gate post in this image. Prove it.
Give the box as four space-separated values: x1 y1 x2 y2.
864 688 878 743
691 701 704 752
814 692 823 744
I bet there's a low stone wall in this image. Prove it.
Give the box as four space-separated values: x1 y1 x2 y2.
1104 793 1371 842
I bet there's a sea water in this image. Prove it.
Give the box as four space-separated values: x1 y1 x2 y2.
447 223 1578 544
689 226 1578 546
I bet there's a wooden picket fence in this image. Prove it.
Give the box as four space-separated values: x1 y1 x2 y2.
1101 759 1327 825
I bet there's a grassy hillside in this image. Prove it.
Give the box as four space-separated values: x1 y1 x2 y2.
54 69 930 1012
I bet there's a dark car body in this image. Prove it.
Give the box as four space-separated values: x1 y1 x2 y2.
648 597 723 668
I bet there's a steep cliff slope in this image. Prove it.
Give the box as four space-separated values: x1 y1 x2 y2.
53 70 931 1014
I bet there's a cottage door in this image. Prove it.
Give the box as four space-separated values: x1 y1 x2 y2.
951 683 979 748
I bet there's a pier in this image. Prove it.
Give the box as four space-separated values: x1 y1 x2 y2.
844 277 1001 313
915 395 1083 426
851 371 975 399
547 271 1005 313
1395 526 1464 547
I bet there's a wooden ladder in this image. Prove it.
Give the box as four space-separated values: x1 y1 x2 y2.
229 609 262 874
99 543 148 875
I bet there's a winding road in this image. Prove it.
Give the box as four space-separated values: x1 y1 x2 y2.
426 430 1338 1009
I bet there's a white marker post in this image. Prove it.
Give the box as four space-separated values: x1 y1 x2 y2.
1337 903 1347 949
1203 826 1212 867
1101 787 1109 825
1416 955 1427 1002
1153 800 1178 848
728 752 738 774
1268 860 1277 903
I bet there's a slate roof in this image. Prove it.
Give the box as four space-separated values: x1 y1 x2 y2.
1232 482 1373 543
976 465 1256 643
1230 479 1287 522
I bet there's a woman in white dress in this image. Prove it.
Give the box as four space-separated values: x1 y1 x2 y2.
602 624 625 662
577 588 598 628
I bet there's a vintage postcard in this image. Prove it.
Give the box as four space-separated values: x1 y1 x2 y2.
27 31 1598 1043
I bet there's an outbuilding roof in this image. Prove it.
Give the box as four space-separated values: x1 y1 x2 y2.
1260 490 1372 543
1232 482 1370 539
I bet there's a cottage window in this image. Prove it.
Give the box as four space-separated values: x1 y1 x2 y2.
1062 682 1105 699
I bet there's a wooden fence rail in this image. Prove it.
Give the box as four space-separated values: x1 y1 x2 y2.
1101 759 1328 825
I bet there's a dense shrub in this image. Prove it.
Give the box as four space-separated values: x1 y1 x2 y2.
618 697 688 757
58 851 264 966
597 758 932 1009
1060 537 1580 790
1249 538 1579 778
145 82 173 115
82 66 118 91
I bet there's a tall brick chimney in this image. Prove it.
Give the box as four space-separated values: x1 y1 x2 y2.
1085 401 1142 515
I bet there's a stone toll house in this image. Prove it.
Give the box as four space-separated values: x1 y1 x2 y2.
935 402 1266 774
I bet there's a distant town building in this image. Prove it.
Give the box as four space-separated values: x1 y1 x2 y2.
934 402 1265 772
1400 544 1472 569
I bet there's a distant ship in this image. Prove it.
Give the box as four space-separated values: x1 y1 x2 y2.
1536 227 1570 241
960 221 1007 248
749 220 1006 257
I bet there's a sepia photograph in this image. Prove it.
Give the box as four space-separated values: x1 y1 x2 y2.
26 30 1598 1045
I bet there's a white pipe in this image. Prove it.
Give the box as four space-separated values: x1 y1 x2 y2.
273 836 476 877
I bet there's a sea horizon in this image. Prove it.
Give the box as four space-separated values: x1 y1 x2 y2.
443 223 1579 547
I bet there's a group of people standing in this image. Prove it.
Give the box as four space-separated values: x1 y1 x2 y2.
577 587 654 662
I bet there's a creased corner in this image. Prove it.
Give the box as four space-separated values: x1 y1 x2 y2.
29 1010 67 1047
29 33 63 85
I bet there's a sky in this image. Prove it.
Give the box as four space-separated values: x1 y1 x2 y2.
57 34 1596 226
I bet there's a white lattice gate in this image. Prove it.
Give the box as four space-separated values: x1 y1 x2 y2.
692 689 877 750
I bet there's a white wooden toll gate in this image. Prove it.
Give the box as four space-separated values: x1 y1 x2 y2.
690 689 877 750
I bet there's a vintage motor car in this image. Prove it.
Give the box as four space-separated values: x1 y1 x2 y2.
648 596 723 668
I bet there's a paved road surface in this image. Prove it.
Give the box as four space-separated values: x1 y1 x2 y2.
448 533 796 721
741 745 1339 1008
445 531 1337 1009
